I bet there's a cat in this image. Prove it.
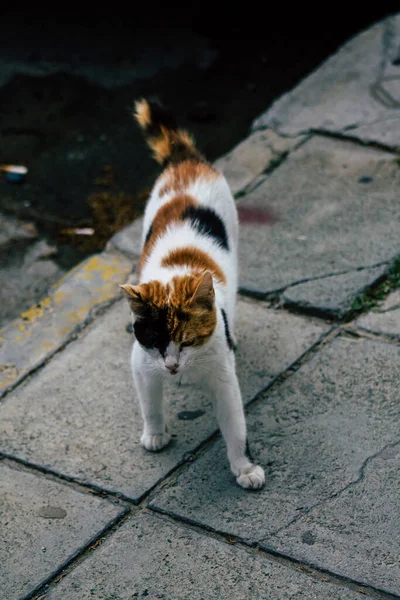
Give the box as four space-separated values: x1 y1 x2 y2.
120 99 265 489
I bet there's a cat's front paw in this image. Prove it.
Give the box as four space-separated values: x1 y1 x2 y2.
141 431 171 452
236 464 265 490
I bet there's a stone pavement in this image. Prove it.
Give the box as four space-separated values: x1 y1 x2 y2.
1 15 400 600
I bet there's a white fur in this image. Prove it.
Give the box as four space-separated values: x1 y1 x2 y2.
129 166 265 490
141 171 239 331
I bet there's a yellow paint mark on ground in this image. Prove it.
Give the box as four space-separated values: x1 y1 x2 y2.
74 256 130 287
0 254 132 388
76 255 121 283
54 289 67 305
20 296 52 323
83 255 102 272
13 328 32 343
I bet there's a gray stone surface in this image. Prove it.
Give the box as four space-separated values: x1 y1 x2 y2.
47 512 371 600
378 288 400 311
0 298 326 501
214 129 306 196
0 461 124 600
238 136 400 297
355 288 400 337
253 15 400 149
0 213 38 249
282 265 388 317
151 337 400 550
271 444 400 596
0 214 66 327
0 238 65 326
0 249 132 396
106 216 143 259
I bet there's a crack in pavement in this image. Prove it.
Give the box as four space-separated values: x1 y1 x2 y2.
148 508 400 600
269 438 400 539
240 261 391 301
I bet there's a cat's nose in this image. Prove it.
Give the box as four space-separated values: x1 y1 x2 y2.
165 360 179 374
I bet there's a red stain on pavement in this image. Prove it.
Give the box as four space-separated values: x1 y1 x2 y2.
237 205 279 225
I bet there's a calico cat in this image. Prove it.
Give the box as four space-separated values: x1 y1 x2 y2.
121 99 265 489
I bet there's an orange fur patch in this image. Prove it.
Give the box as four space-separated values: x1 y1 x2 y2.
123 275 217 346
148 129 173 164
138 194 198 277
168 274 217 345
159 160 219 197
133 280 168 308
148 128 199 165
161 246 226 284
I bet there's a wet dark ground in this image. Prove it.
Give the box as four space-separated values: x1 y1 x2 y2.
0 8 395 270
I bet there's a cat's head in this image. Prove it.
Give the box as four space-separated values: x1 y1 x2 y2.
121 272 216 375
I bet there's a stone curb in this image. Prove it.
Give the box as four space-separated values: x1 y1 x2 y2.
251 15 400 151
0 249 134 398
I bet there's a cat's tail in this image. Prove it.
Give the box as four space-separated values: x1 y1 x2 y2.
134 98 203 166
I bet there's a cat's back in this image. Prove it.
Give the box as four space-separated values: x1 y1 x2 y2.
143 158 238 248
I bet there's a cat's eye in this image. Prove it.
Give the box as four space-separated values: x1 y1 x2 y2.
180 339 195 349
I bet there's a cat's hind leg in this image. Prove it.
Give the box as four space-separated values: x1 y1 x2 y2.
131 342 171 451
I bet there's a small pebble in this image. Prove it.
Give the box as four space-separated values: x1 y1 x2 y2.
182 451 195 462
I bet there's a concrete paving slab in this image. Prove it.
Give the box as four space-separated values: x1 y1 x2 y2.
378 288 400 311
0 238 65 327
271 444 400 596
355 288 400 337
106 216 143 259
151 337 400 548
0 299 326 501
253 15 400 149
0 249 132 397
46 512 371 600
0 461 124 600
238 135 400 304
214 129 306 196
282 265 388 318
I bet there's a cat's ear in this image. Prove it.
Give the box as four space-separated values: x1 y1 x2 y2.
120 284 148 318
191 271 214 309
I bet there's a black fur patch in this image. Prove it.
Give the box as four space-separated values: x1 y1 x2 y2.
144 224 153 246
221 309 234 351
181 206 229 250
145 98 178 138
134 307 170 356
